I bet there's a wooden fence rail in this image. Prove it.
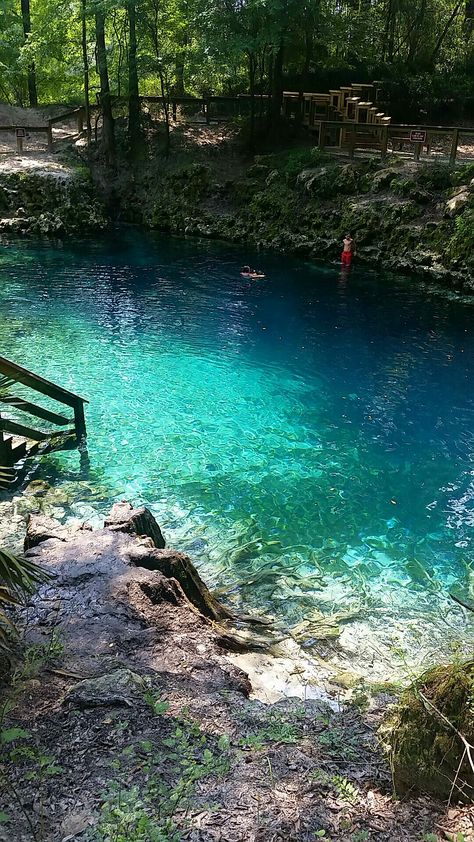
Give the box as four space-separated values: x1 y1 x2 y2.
1 100 473 163
315 119 474 163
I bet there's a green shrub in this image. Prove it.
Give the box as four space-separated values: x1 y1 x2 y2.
446 209 474 266
452 162 474 186
416 163 452 191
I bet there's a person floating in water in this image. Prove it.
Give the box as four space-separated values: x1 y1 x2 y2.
341 233 355 269
241 265 266 279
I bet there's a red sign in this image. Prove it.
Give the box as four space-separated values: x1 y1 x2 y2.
410 130 426 143
15 128 26 138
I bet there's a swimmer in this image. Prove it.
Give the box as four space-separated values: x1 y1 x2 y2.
240 265 266 279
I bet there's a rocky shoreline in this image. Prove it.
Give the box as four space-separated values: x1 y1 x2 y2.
3 498 473 840
1 498 473 839
3 477 474 699
1 132 473 291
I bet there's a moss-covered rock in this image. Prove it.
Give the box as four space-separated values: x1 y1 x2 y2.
0 168 107 235
382 660 474 802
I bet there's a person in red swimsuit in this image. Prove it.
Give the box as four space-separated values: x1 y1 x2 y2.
341 233 355 267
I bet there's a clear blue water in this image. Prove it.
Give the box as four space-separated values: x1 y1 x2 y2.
1 231 474 665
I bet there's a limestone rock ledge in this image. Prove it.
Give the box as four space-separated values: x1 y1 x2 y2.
24 501 251 694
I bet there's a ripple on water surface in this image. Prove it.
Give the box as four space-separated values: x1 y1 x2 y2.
2 232 474 679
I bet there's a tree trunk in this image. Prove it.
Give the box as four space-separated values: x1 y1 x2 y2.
95 6 116 166
248 51 256 151
383 0 397 61
270 41 284 128
81 0 92 144
21 0 38 107
174 31 187 96
464 0 474 37
158 66 170 157
429 0 464 67
128 0 141 149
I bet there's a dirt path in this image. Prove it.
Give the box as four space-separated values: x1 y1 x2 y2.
0 103 79 156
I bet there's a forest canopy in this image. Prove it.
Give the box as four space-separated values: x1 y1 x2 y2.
1 0 474 122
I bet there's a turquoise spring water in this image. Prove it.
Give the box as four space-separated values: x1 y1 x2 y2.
1 231 474 669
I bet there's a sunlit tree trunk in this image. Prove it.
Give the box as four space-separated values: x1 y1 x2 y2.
21 0 38 107
81 0 92 144
95 6 116 165
429 0 464 67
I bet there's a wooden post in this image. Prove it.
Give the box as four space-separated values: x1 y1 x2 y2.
450 128 459 165
414 141 422 162
0 429 8 465
16 133 23 154
77 108 84 134
73 401 87 442
47 124 53 151
205 99 210 125
348 126 356 159
381 126 388 161
318 121 326 150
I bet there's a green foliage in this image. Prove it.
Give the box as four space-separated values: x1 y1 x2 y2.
316 722 359 760
423 836 465 842
278 148 330 183
91 702 232 842
0 0 472 131
331 774 359 804
12 631 64 683
416 163 452 191
447 209 474 267
239 711 300 750
0 548 49 655
94 784 179 842
0 721 64 837
452 163 474 186
143 691 170 716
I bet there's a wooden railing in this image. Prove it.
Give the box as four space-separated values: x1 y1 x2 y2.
314 119 474 163
0 355 88 476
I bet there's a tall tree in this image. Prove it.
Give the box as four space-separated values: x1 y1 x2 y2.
128 0 142 149
81 0 92 144
20 0 38 106
95 2 116 165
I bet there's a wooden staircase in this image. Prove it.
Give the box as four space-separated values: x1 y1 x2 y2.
0 355 88 487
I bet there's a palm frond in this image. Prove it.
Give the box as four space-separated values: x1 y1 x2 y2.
0 549 49 596
0 586 20 653
0 550 50 656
